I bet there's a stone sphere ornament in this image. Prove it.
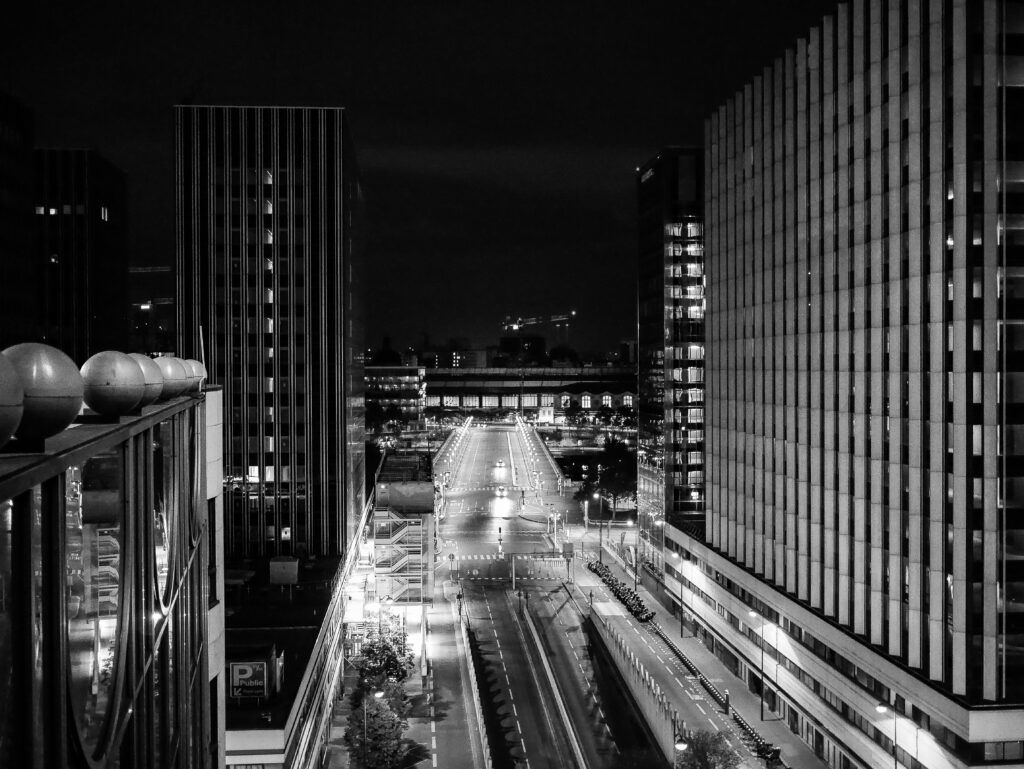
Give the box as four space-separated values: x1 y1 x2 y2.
128 353 164 407
2 343 84 443
0 352 25 449
185 359 207 392
81 351 146 416
154 356 190 399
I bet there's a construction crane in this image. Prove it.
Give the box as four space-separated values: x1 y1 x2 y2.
502 310 577 344
500 310 577 416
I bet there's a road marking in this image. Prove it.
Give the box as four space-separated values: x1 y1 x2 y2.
431 721 436 733
509 689 514 701
506 673 511 685
674 676 684 687
431 736 437 749
513 703 518 717
696 704 707 715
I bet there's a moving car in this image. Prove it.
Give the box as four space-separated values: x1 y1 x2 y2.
496 459 505 467
496 485 507 497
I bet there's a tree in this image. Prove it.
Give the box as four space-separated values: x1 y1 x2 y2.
345 695 403 769
675 730 741 769
595 437 637 521
358 631 413 684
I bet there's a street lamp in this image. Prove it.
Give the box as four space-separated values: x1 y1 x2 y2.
593 491 603 563
748 610 774 721
876 704 897 769
627 520 638 590
379 595 393 634
674 737 688 767
363 689 385 766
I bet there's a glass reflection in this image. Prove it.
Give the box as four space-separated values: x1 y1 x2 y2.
154 421 176 598
66 450 124 753
0 498 11 766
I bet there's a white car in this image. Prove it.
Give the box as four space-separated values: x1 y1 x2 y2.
496 486 507 497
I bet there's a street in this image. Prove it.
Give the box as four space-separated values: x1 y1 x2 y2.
437 422 636 769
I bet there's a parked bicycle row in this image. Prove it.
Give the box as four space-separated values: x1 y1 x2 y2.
732 709 780 762
587 561 656 622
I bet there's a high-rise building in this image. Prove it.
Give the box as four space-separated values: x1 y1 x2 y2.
637 148 705 577
665 3 1024 768
0 93 36 350
128 264 176 354
34 149 129 362
175 105 364 559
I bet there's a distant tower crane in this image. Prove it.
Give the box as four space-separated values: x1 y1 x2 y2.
500 310 577 416
501 310 577 345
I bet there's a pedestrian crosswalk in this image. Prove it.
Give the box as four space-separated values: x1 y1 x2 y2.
463 575 561 582
456 553 570 561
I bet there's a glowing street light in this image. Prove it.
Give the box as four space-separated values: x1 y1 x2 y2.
363 689 385 765
748 610 776 720
876 704 897 769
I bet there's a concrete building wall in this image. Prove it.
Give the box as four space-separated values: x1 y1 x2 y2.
698 1 1024 767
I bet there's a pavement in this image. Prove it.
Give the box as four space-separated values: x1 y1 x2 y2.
325 584 486 769
563 537 830 769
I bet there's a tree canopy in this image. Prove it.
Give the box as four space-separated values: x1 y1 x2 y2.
675 730 741 769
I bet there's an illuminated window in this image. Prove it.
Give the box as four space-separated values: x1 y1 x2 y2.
582 395 592 409
601 395 612 408
561 395 571 408
34 206 44 215
100 206 109 221
623 395 633 408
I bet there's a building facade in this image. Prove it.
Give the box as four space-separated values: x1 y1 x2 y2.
679 2 1024 768
637 148 705 576
175 105 364 559
424 366 636 415
34 149 129 362
365 365 426 420
0 93 36 350
0 385 224 768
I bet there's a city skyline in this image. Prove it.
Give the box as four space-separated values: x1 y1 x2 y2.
4 0 833 352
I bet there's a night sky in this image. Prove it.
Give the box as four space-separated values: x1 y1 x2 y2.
6 1 833 353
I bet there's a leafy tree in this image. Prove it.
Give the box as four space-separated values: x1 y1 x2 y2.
675 730 741 769
358 630 413 684
595 438 637 521
345 695 403 769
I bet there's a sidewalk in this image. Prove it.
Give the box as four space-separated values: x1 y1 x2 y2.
325 584 484 769
570 539 829 769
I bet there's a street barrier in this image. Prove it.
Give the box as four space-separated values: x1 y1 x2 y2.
588 609 685 765
648 621 782 764
520 606 587 769
454 608 493 769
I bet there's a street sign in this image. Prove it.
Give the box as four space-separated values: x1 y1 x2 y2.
229 661 268 698
562 542 574 557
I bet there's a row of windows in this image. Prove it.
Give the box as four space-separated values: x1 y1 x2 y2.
666 541 983 764
34 203 109 219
